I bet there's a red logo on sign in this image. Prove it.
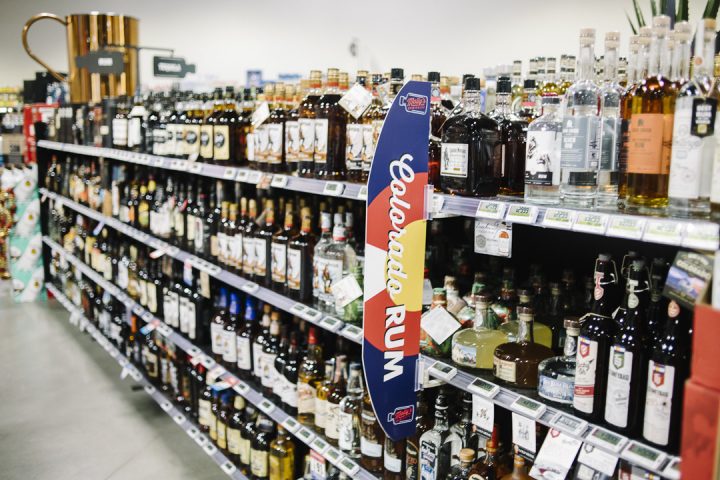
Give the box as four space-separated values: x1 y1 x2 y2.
387 405 415 425
579 338 590 358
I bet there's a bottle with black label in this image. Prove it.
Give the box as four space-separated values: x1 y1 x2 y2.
419 389 462 480
222 291 240 371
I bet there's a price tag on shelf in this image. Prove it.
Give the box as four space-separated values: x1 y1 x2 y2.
549 412 588 437
223 167 236 179
475 200 506 220
586 426 628 454
296 427 316 443
357 185 368 201
320 316 343 332
201 354 216 369
431 194 445 215
233 382 250 396
621 441 666 472
194 434 208 447
130 369 142 382
310 437 330 454
281 417 301 433
160 401 173 412
290 303 308 316
187 346 202 357
173 413 186 425
236 170 249 182
510 396 546 419
220 461 237 475
683 222 720 250
258 399 275 414
247 170 262 184
270 174 288 188
530 429 583 480
303 308 323 323
325 447 342 465
542 208 576 229
186 426 200 439
341 324 363 344
512 412 537 461
505 204 539 224
154 158 165 167
142 311 153 322
177 161 189 171
606 215 646 240
140 155 152 165
240 282 259 294
323 182 345 196
662 457 681 480
573 212 610 235
576 443 619 476
467 377 500 398
338 457 360 477
144 385 156 395
471 394 494 437
643 219 684 245
189 163 203 174
203 443 218 456
428 361 457 381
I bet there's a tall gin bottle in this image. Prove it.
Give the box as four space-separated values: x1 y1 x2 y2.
598 31 624 208
525 95 563 204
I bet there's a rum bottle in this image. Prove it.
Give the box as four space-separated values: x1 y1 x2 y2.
339 362 363 459
287 207 316 301
298 70 322 177
489 75 527 196
314 68 348 180
297 326 323 426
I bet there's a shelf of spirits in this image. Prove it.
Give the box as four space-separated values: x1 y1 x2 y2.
43 236 378 480
44 283 248 480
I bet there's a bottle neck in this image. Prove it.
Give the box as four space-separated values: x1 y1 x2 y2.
577 41 596 81
462 91 483 114
673 39 692 82
604 46 619 81
649 32 670 77
517 314 533 343
638 44 651 79
696 30 716 79
495 93 511 114
564 328 579 357
434 407 449 431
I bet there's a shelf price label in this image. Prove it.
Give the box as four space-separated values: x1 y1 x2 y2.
341 324 363 344
188 162 202 173
621 441 666 472
247 171 263 184
186 426 200 439
542 208 576 229
220 461 237 475
606 215 647 240
323 181 345 196
505 204 539 224
290 303 308 316
160 401 173 412
236 170 249 182
428 361 458 381
510 396 546 419
203 443 218 456
337 457 360 477
281 417 301 433
240 282 259 294
324 447 342 465
173 413 186 425
223 167 237 179
232 382 250 396
586 426 628 454
297 427 316 443
549 412 588 437
302 308 323 323
258 399 275 414
643 219 684 245
144 385 156 395
319 316 343 332
475 200 506 220
573 212 609 235
270 174 288 188
683 222 720 251
357 185 368 200
530 429 583 480
310 437 330 454
467 377 500 398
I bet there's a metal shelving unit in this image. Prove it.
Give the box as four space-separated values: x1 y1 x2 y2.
41 190 682 479
45 283 247 480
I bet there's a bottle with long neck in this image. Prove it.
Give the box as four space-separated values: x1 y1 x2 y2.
312 211 333 304
339 362 364 458
298 71 322 177
287 207 315 301
524 95 563 204
670 19 718 217
598 31 624 208
418 389 461 480
297 326 323 426
314 68 347 180
625 15 676 213
560 28 602 208
490 75 527 196
242 199 259 279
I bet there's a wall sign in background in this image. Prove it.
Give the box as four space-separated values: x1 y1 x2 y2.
75 50 125 75
362 80 430 441
153 56 196 78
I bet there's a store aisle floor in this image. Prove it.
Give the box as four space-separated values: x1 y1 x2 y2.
0 283 227 480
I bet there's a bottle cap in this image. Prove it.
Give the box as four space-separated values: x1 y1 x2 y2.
459 449 475 462
652 14 671 30
391 68 404 80
523 78 536 89
427 71 440 83
598 253 612 262
673 21 692 42
704 18 717 33
605 31 621 48
465 77 481 91
496 76 512 93
564 316 580 329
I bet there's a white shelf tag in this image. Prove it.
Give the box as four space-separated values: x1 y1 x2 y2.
475 200 506 220
173 413 186 425
236 170 249 182
573 212 610 234
223 167 236 179
549 412 588 437
586 426 628 454
258 399 275 414
357 185 368 200
297 427 316 443
683 222 720 250
320 316 343 332
467 377 500 398
505 204 539 224
290 303 308 316
281 417 301 433
323 182 345 196
341 324 363 344
338 457 360 476
240 282 259 294
643 219 684 245
621 441 666 472
662 457 681 480
512 412 537 459
428 361 457 381
310 437 330 454
542 208 576 229
160 401 173 412
220 461 236 475
530 429 583 480
247 171 262 184
270 174 288 188
510 396 545 419
203 443 218 456
189 163 203 174
606 215 646 240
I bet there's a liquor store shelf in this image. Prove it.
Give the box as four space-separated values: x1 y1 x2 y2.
38 140 720 251
42 238 378 480
37 140 367 201
44 283 248 480
42 190 681 478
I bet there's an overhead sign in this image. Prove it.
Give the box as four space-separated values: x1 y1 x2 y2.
362 80 430 441
75 50 125 75
153 56 196 78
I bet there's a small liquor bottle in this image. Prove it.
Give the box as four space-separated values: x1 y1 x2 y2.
297 326 323 426
447 449 475 480
493 306 554 388
405 390 432 480
222 292 240 371
339 362 363 459
281 332 300 416
428 71 446 189
250 415 275 480
241 199 259 280
226 395 245 466
239 404 258 474
314 68 348 180
325 356 347 445
298 71 322 177
573 253 619 421
537 316 579 405
271 203 295 292
440 77 500 196
418 389 461 480
287 207 315 301
360 389 385 475
524 95 563 205
266 83 287 173
383 436 405 480
451 294 506 369
255 199 280 286
489 76 527 196
598 31 624 208
314 359 336 433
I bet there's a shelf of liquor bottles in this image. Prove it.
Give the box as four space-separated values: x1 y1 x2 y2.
38 140 720 251
41 188 684 478
44 282 247 480
42 236 376 480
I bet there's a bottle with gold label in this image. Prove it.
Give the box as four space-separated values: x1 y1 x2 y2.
269 424 295 480
184 93 203 160
251 415 275 480
226 394 246 466
314 358 336 433
625 15 676 213
238 88 254 168
297 326 323 426
299 70 322 177
200 88 222 162
239 405 257 474
314 68 348 180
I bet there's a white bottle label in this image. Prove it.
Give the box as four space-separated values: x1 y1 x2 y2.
298 118 315 160
286 247 302 291
297 382 316 414
561 116 601 173
198 399 212 426
261 352 277 388
236 336 252 371
285 120 300 162
573 336 599 413
669 97 714 200
267 123 283 164
283 379 298 408
315 398 328 429
493 356 517 383
339 411 355 451
440 143 469 178
314 118 329 163
384 451 403 472
604 345 633 428
186 302 196 340
525 130 561 185
112 118 128 147
223 329 237 363
325 403 341 440
242 237 256 275
252 342 264 378
346 123 364 171
128 117 142 148
211 322 225 355
270 242 287 283
254 238 267 276
643 361 675 446
360 437 383 457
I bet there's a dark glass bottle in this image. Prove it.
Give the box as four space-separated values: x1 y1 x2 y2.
236 297 256 380
281 331 301 416
271 203 295 292
210 287 229 362
253 304 272 384
200 87 223 162
250 415 276 480
489 76 527 196
242 199 259 280
428 71 446 190
255 199 280 286
266 84 287 173
286 207 315 301
314 68 347 180
226 394 246 465
215 87 240 165
298 70 322 177
223 291 240 371
239 404 258 474
645 257 669 346
360 390 385 475
216 391 232 453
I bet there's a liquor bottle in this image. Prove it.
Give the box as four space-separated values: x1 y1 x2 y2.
222 291 240 370
324 216 357 314
440 76 500 196
227 394 246 466
255 199 279 286
237 88 253 168
345 71 369 182
251 415 275 480
560 28 602 208
540 58 560 97
271 203 294 291
198 380 214 433
645 257 669 346
253 304 271 382
537 316 579 405
141 331 160 383
298 326 323 426
127 92 148 152
642 300 690 452
493 306 554 388
267 83 287 173
384 436 406 480
405 390 432 480
447 449 475 480
325 356 347 446
450 393 479 454
216 86 240 165
519 78 538 121
573 253 619 421
182 266 210 345
184 93 202 160
419 389 461 480
669 20 717 217
298 70 322 177
200 88 222 162
625 15 676 213
233 197 248 273
363 73 385 181
360 390 385 475
500 455 532 480
339 361 363 458
284 84 301 174
216 391 232 452
240 404 259 474
524 95 563 204
255 85 271 171
112 96 129 149
269 424 295 480
451 293 506 369
270 325 290 404
468 428 510 479
242 198 259 280
210 287 229 362
312 211 332 305
597 32 624 208
604 259 649 435
261 311 281 398
287 207 315 301
314 68 348 180
281 331 300 416
489 75 527 196
315 358 336 433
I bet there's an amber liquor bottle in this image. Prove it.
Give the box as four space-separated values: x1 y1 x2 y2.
266 83 287 173
298 70 322 177
286 207 315 301
314 68 348 180
284 83 301 175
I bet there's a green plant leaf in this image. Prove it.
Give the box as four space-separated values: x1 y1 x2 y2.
633 0 647 26
710 0 720 17
650 0 658 16
677 0 689 20
626 11 639 33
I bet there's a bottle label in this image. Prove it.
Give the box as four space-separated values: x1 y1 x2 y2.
321 258 343 298
194 217 204 252
605 345 633 428
384 451 403 472
360 437 383 458
560 116 601 176
440 143 469 178
246 133 255 162
406 439 420 480
253 342 264 378
240 437 251 465
210 235 219 258
286 247 302 291
313 257 326 299
262 352 277 388
283 379 298 408
213 125 230 161
242 237 256 275
627 113 672 174
538 374 574 404
185 125 200 155
186 302 196 340
236 336 252 371
297 382 316 414
669 97 715 200
223 329 237 363
451 342 478 368
346 123 364 171
419 440 438 479
267 123 283 164
285 120 300 163
217 232 228 264
573 336 599 413
112 118 128 147
339 411 355 451
325 403 341 440
274 367 287 401
227 428 241 455
175 125 186 156
232 233 244 268
298 118 315 160
143 348 159 378
147 284 158 313
271 242 287 283
493 356 517 383
643 360 675 446
200 125 213 159
152 128 166 155
254 238 267 276
314 118 329 163
250 449 268 477
128 118 142 148
186 214 196 241
526 130 561 185
315 398 328 429
198 398 212 426
117 263 129 289
179 297 190 334
164 290 178 327
600 116 621 171
174 210 184 238
255 124 269 161
364 120 382 172
217 422 227 449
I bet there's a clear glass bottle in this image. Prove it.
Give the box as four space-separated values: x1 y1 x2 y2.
560 28 602 208
451 294 506 369
537 316 579 405
524 95 563 204
339 362 363 459
319 213 355 311
447 449 475 480
598 31 624 208
669 19 717 217
419 389 462 480
312 211 332 306
489 76 527 196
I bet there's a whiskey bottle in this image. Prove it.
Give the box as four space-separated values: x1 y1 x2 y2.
500 455 532 480
339 362 363 458
493 306 554 388
451 294 506 369
668 19 718 217
222 291 240 370
251 415 276 480
447 449 475 480
468 428 510 479
360 390 385 475
242 198 259 280
537 316 579 405
261 311 281 398
127 93 148 152
253 304 271 382
269 424 295 480
604 259 649 435
405 389 432 480
325 356 347 446
236 297 256 380
210 287 228 362
315 358 336 433
573 253 619 421
440 76 500 196
314 68 348 180
267 83 287 173
362 73 385 181
419 389 461 480
227 394 245 465
284 84 300 174
215 87 240 165
255 199 280 286
298 70 322 177
287 207 315 301
271 203 295 291
489 76 527 196
297 326 323 426
560 28 602 208
281 331 300 416
625 15 676 212
184 93 202 160
200 88 222 162
239 404 258 474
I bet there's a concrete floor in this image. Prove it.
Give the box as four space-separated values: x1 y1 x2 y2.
0 283 227 480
